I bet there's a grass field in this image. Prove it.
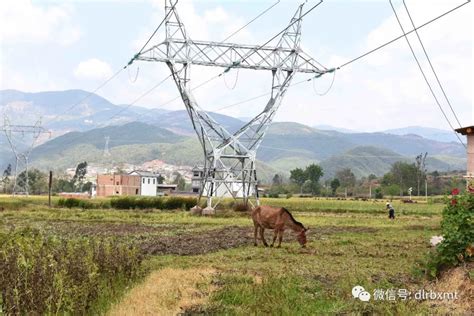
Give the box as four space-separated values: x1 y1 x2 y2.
0 195 469 315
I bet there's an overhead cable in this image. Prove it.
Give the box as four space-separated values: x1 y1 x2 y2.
389 0 466 149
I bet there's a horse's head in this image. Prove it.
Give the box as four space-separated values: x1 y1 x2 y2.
297 227 308 247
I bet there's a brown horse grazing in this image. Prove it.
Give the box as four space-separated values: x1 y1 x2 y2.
252 205 308 248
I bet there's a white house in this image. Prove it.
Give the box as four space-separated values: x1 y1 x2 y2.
129 171 160 196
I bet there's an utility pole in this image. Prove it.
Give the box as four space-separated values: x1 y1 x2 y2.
1 115 50 196
103 136 111 157
48 170 53 207
131 0 332 209
425 178 428 201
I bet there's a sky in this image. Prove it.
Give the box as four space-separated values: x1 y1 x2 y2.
0 0 472 132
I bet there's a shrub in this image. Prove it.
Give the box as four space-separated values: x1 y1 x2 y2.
232 202 251 212
57 198 94 209
0 228 143 314
425 190 474 278
163 196 196 210
110 196 196 210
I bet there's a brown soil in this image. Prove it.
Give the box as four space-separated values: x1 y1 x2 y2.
15 219 182 237
141 226 253 256
140 225 379 256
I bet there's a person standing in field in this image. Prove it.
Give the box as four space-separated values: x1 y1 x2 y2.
386 202 395 220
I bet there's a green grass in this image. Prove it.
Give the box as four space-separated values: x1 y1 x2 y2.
260 197 443 216
0 195 449 315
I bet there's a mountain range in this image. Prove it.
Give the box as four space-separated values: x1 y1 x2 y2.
0 89 467 181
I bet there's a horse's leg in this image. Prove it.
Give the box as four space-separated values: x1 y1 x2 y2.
277 229 284 248
253 224 258 246
271 229 278 247
260 227 268 247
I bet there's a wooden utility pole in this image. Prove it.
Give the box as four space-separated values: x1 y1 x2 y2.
48 171 52 207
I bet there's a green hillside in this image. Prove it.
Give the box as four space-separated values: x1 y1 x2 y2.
23 121 466 183
318 146 462 179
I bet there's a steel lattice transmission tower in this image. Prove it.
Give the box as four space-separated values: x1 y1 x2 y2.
103 136 111 157
1 116 50 196
133 1 331 208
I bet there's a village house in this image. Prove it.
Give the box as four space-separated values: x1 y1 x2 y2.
129 171 160 196
96 171 162 197
96 174 140 197
455 125 474 192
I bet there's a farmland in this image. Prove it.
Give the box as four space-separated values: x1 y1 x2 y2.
0 195 470 314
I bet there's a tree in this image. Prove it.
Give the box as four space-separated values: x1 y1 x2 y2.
173 172 186 191
1 164 12 193
330 178 340 196
289 168 306 193
157 175 165 184
368 174 377 181
415 152 428 196
384 184 401 200
17 169 48 195
335 168 356 197
72 161 88 191
272 174 283 186
53 179 74 193
390 161 417 196
305 164 324 195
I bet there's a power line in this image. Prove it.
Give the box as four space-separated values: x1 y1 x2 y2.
38 1 281 146
337 0 471 70
128 0 179 66
236 0 326 72
44 68 124 125
218 0 280 43
389 0 466 149
402 0 464 128
44 3 178 126
211 73 323 113
108 74 173 121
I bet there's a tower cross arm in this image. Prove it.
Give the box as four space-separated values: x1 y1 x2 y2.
136 39 328 74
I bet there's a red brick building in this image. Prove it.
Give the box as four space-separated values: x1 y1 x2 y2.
96 174 141 197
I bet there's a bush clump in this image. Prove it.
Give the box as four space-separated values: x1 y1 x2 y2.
425 190 474 277
57 198 94 209
0 228 143 314
232 202 251 212
110 196 196 210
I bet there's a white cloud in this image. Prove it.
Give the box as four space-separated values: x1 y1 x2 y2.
74 58 113 81
0 0 81 45
274 0 472 131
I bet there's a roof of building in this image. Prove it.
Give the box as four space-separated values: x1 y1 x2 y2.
157 184 178 188
455 126 474 135
129 170 160 177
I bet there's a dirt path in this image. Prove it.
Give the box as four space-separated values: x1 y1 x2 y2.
107 268 216 316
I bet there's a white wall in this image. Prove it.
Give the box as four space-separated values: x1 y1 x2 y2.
140 176 157 196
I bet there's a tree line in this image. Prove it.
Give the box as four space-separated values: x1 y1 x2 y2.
265 157 466 198
1 162 92 195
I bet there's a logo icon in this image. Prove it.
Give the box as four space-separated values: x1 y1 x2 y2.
352 285 371 302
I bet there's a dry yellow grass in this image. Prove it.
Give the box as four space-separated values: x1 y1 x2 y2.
108 268 216 316
424 262 474 315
